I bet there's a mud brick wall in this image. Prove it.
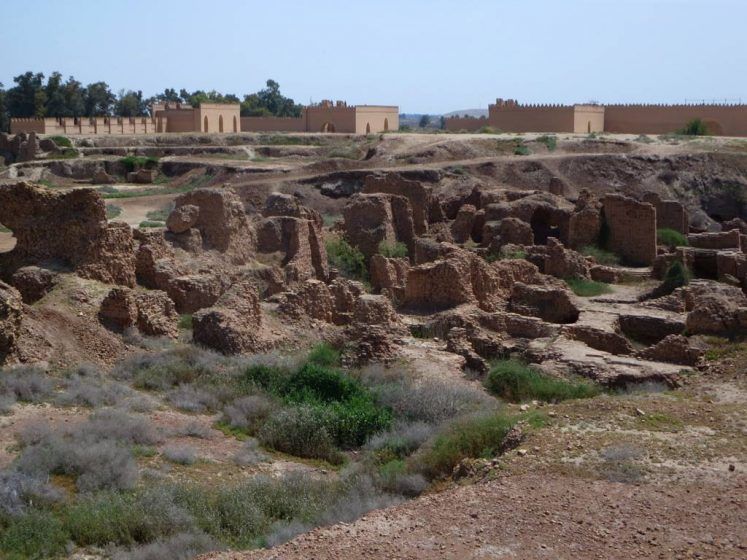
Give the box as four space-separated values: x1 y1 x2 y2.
601 194 657 266
688 229 742 251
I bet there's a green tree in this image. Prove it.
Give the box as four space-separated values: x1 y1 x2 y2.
62 76 85 117
0 82 8 132
115 90 148 117
84 82 115 116
419 114 431 128
7 71 46 117
44 71 66 117
240 79 302 117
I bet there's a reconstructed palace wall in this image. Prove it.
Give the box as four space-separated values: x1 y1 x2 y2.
604 104 747 136
11 117 160 135
11 101 394 136
241 116 306 132
354 106 398 134
443 116 487 132
197 103 240 134
488 102 575 133
445 99 747 137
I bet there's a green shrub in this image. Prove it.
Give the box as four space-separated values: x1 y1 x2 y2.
120 155 159 172
485 359 600 403
657 228 688 248
47 147 78 159
0 509 68 558
660 260 691 294
306 343 341 367
536 134 557 151
581 245 619 265
245 352 392 452
514 143 530 156
326 237 368 281
105 204 122 220
415 412 516 479
138 220 165 228
178 314 193 330
378 240 408 258
565 277 613 297
258 405 340 462
678 118 708 136
48 135 72 148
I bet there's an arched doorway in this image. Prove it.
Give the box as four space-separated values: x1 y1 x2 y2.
219 115 224 133
530 207 562 245
203 116 209 133
366 123 371 134
384 118 389 132
321 122 336 133
233 116 238 132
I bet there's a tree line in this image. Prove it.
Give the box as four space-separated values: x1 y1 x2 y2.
0 72 303 132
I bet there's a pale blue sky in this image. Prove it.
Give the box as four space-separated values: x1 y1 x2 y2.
2 0 745 113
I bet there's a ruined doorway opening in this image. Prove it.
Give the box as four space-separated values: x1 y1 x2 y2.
530 207 562 245
384 118 389 132
366 123 371 134
233 116 238 132
0 222 16 254
203 116 209 133
321 122 336 133
219 115 224 133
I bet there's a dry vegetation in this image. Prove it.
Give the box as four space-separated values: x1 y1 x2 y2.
0 130 746 559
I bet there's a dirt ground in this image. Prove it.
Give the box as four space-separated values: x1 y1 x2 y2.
206 369 747 560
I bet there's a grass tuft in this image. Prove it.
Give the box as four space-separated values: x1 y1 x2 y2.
565 277 613 297
485 359 600 403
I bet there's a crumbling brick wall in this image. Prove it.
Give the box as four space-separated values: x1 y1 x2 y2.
601 194 657 266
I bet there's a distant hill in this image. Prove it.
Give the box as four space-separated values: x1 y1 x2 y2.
442 109 488 118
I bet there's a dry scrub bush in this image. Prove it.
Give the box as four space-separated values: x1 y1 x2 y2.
12 410 161 492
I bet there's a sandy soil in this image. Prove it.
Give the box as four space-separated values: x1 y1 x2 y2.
109 193 178 227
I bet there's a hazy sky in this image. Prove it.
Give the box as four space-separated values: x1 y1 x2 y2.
2 0 745 113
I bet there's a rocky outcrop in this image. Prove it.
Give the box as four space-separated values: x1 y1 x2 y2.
99 287 178 338
617 314 685 344
451 204 477 244
10 266 58 303
192 282 262 355
166 204 200 234
262 192 323 227
404 247 538 312
483 218 534 251
363 173 431 235
133 229 175 289
543 237 590 279
279 279 336 323
369 255 408 300
509 282 580 324
256 216 328 282
164 273 230 314
0 282 23 363
564 325 634 355
590 265 620 284
488 311 559 339
342 193 415 262
168 187 255 264
0 182 136 286
637 335 703 366
683 282 747 336
446 327 488 374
